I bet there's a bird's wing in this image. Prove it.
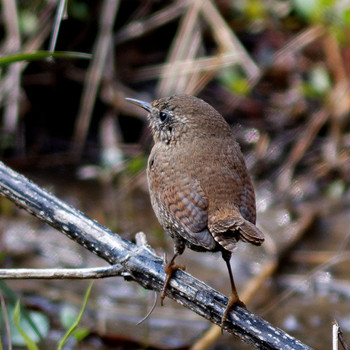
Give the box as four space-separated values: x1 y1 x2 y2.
207 141 264 251
158 174 216 250
229 142 257 224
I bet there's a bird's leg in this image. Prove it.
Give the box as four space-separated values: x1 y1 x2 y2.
221 250 246 325
161 252 185 305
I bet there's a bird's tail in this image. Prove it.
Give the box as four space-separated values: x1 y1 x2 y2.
209 216 264 252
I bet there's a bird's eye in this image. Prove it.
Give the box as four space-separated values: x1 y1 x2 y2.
159 111 169 123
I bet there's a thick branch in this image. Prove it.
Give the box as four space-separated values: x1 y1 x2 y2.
0 161 313 350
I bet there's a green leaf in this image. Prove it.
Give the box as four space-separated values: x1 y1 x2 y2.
309 65 331 95
19 10 39 36
293 0 319 20
0 51 91 67
0 282 45 342
245 0 266 20
72 327 90 341
60 305 79 330
218 67 250 96
127 155 147 175
13 301 39 350
342 8 350 27
57 282 93 350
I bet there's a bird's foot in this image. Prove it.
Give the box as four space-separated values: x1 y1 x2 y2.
160 255 185 305
221 294 246 326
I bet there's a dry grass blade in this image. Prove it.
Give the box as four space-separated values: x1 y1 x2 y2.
125 0 260 96
1 0 21 133
200 0 260 81
48 0 68 54
115 0 186 44
178 29 202 94
323 32 347 85
128 52 247 82
278 109 329 191
323 33 350 167
0 3 55 107
274 25 325 64
71 0 120 159
157 0 202 96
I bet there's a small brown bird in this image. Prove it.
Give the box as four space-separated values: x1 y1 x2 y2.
126 94 264 324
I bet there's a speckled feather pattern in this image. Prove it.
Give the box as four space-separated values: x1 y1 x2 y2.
146 95 264 255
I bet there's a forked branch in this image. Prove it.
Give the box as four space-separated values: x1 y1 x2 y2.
0 161 313 350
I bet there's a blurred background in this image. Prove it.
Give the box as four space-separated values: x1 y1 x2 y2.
1 0 350 349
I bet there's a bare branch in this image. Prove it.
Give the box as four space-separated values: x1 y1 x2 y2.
0 265 123 279
0 161 313 350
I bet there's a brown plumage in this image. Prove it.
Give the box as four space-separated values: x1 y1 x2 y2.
126 94 264 324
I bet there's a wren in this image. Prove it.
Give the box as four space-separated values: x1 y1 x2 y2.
126 94 264 325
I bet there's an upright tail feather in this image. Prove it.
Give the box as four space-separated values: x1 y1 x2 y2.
237 218 264 245
209 216 264 252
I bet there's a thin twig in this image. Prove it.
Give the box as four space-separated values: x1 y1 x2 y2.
334 319 350 350
0 265 123 279
334 321 339 350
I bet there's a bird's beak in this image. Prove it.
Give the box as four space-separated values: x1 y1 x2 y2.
125 97 152 112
